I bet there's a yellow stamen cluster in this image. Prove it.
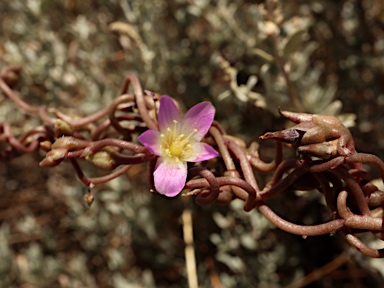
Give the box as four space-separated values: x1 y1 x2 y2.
160 120 198 162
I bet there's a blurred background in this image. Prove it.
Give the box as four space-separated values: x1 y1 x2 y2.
1 0 384 287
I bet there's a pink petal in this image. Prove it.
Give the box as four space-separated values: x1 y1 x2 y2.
185 142 219 162
137 130 161 155
154 158 187 197
158 96 181 132
182 102 215 140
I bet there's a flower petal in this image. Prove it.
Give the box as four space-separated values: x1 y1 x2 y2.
137 130 161 155
182 101 215 140
158 96 181 132
154 158 187 197
185 142 219 162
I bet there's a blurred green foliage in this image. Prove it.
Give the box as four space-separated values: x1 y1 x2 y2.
1 0 384 287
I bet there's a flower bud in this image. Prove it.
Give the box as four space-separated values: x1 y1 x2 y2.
296 139 338 159
260 128 306 144
39 141 52 152
39 148 67 167
52 136 86 150
84 192 94 207
54 119 74 137
87 150 118 170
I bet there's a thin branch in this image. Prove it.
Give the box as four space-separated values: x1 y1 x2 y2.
182 209 199 288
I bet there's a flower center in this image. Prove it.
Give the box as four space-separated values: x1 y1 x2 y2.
169 140 184 157
160 120 198 162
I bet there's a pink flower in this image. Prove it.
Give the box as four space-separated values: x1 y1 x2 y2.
138 96 219 197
